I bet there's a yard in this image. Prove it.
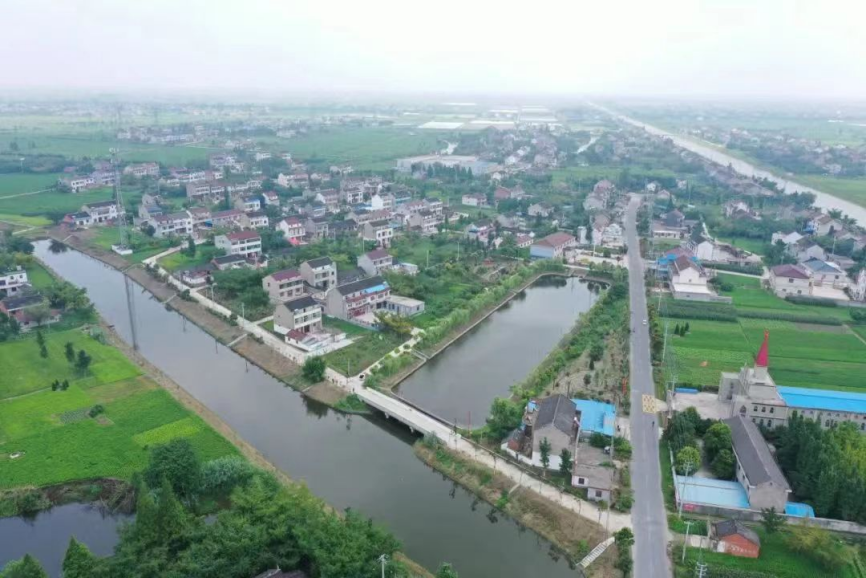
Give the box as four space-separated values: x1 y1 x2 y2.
0 331 237 489
715 235 767 256
677 528 863 578
322 329 405 376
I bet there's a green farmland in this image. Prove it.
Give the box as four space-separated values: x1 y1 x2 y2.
0 328 237 489
0 173 62 197
664 274 866 392
258 127 443 171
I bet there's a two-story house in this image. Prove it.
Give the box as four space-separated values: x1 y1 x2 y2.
325 276 390 323
262 269 305 303
769 264 812 297
0 267 29 297
211 209 250 230
215 230 262 258
82 200 123 224
273 296 323 336
300 257 337 291
153 211 193 238
363 219 394 247
358 249 393 277
277 217 306 244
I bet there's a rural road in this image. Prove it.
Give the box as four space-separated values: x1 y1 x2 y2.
625 196 672 578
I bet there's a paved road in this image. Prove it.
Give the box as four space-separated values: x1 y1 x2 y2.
625 196 672 578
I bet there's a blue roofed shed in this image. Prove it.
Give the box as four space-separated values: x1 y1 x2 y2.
572 399 616 437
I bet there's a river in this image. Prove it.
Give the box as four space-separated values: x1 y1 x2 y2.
12 242 586 578
591 103 866 225
397 276 597 427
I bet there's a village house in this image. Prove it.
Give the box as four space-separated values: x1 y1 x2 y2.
262 269 305 302
273 296 323 336
325 276 391 325
527 202 554 218
153 211 193 238
304 216 329 242
186 182 226 202
58 175 96 193
234 195 262 213
363 219 394 247
214 230 262 259
669 255 714 301
407 210 440 236
461 193 488 208
314 189 341 213
530 232 576 260
802 258 849 288
809 214 845 236
211 209 250 230
358 249 393 277
771 231 804 247
370 192 395 211
63 212 92 228
572 445 615 502
187 206 211 227
211 254 250 271
261 190 280 207
788 238 826 263
769 264 812 297
395 199 427 219
385 295 425 317
300 257 337 291
496 213 526 230
710 520 761 558
0 267 29 297
82 200 123 224
122 162 160 178
246 211 269 230
725 414 791 511
343 187 365 205
277 172 310 189
524 395 580 469
276 217 306 244
179 264 214 287
0 292 61 332
300 202 327 219
515 234 533 249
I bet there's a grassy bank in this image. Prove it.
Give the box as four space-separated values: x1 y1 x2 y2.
414 440 620 577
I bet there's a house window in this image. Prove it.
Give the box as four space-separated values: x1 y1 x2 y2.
769 407 774 414
825 420 831 427
578 477 586 485
761 407 766 413
753 405 758 412
595 490 603 498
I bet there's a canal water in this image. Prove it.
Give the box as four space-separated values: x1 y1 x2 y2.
0 504 130 577
397 276 597 427
14 242 586 578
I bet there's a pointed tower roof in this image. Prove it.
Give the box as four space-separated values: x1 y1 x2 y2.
755 330 769 368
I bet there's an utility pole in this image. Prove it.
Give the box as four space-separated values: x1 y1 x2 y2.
378 554 387 578
694 563 707 578
678 460 693 517
682 520 693 563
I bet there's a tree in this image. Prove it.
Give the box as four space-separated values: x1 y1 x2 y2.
156 476 191 544
761 507 786 534
302 356 326 382
28 305 51 330
144 438 202 499
540 437 551 471
0 554 48 578
486 398 522 439
703 422 732 462
62 538 98 578
436 563 459 578
186 236 196 257
710 448 735 479
675 446 701 475
559 448 573 479
75 349 92 373
64 342 75 363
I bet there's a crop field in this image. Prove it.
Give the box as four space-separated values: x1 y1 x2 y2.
0 187 117 218
0 329 142 399
796 174 866 209
0 330 237 488
258 127 443 170
717 273 854 321
0 173 62 197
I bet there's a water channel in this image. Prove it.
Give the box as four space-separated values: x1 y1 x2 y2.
7 242 590 577
604 106 866 225
397 276 597 427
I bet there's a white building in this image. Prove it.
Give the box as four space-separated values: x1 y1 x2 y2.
0 267 29 296
277 217 306 244
768 264 812 297
215 231 262 258
262 269 305 303
153 211 193 238
363 219 394 247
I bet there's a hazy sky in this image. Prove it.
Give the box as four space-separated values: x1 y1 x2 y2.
3 0 866 99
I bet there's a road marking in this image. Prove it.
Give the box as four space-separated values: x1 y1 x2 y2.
641 394 660 414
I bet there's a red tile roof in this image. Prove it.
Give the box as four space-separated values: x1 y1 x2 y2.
226 230 260 241
271 269 301 281
771 264 809 280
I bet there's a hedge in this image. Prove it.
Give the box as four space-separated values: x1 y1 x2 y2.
784 295 838 308
660 300 738 322
736 309 842 326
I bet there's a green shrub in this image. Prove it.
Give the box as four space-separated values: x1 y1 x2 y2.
784 295 838 307
709 263 764 276
199 456 255 495
736 309 842 325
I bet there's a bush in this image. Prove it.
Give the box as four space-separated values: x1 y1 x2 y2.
199 456 255 495
16 491 50 516
589 432 608 449
660 300 738 322
784 295 838 307
144 439 202 498
850 308 866 324
302 356 326 382
88 404 105 418
736 309 842 325
709 262 764 276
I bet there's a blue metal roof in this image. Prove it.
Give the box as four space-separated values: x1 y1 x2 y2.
785 502 815 518
362 284 388 295
572 399 616 437
778 386 866 414
676 476 750 509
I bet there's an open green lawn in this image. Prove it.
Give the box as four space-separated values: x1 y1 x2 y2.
0 329 141 399
0 213 52 227
88 226 175 264
158 245 218 272
0 330 237 488
323 316 375 338
678 528 861 578
258 127 442 171
797 174 866 210
322 330 405 375
0 187 111 218
715 235 767 255
24 261 55 289
0 173 62 197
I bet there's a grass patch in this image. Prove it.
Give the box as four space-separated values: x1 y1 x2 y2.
333 394 371 414
0 329 142 399
715 236 767 255
677 528 858 578
322 330 405 375
0 173 62 196
132 416 203 447
322 316 374 338
24 260 55 289
87 226 174 263
158 245 218 272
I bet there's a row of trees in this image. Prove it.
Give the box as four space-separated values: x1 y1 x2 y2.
2 439 459 578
